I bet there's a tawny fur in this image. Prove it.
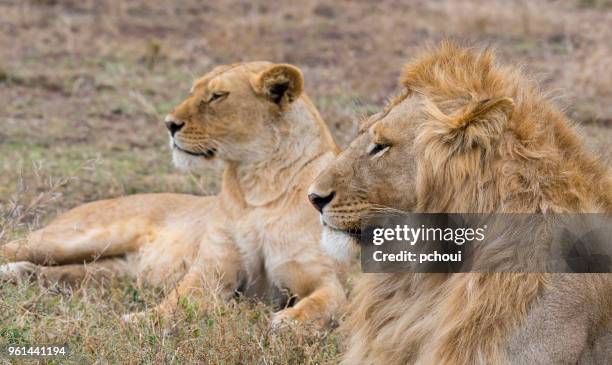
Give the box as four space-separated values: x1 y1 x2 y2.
1 62 346 326
310 42 612 364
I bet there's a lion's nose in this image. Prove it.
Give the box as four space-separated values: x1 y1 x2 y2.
164 118 184 136
308 191 335 213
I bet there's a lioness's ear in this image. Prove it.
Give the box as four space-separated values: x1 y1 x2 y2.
424 97 514 154
255 64 304 106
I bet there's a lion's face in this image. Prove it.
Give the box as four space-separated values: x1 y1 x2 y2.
309 84 514 259
308 93 423 255
165 62 304 170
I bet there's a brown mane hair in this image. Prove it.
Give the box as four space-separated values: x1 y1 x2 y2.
340 42 612 364
401 41 611 214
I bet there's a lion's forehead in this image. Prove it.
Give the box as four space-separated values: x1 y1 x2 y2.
344 133 369 159
373 96 423 136
190 61 273 93
190 72 234 93
358 93 420 134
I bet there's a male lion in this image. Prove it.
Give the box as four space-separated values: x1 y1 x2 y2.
1 62 346 326
308 43 612 364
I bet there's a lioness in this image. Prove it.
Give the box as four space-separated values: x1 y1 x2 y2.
1 62 346 326
308 43 612 364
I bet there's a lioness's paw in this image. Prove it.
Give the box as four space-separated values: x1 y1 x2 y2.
272 308 330 333
0 261 38 282
271 308 301 329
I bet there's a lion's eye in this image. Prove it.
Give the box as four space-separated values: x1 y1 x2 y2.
367 143 390 157
209 91 229 103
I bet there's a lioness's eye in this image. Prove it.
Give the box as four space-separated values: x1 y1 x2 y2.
209 91 229 103
367 143 390 157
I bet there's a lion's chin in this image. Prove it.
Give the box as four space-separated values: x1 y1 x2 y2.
171 149 214 172
320 226 359 263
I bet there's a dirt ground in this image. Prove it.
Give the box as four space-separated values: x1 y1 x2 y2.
1 1 611 363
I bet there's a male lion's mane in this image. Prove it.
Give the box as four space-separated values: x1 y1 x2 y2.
343 42 612 365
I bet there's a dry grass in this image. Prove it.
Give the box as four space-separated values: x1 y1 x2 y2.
1 0 610 363
0 276 341 364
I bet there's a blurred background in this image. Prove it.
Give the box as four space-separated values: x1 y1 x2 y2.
0 1 610 362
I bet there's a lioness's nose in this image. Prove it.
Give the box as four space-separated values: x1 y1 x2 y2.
164 116 184 136
308 191 335 213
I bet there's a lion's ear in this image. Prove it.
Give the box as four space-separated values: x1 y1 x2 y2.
255 64 304 106
425 97 514 153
